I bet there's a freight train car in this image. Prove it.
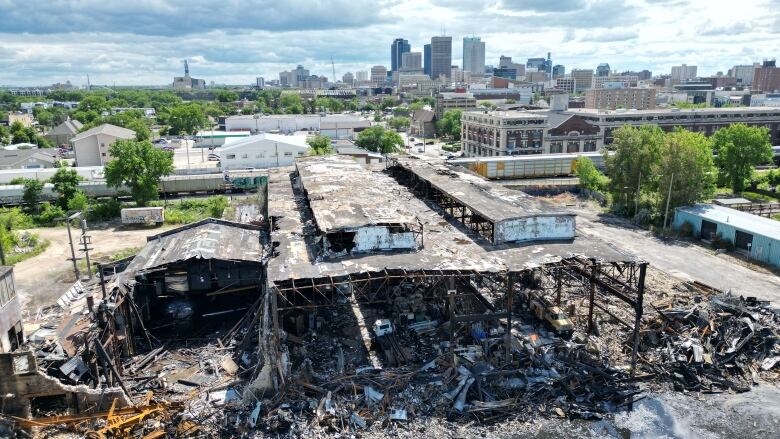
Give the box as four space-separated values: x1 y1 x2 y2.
0 171 267 205
449 152 607 180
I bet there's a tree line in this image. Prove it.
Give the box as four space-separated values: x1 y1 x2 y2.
577 123 773 225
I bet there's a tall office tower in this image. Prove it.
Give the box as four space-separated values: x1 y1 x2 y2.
424 44 432 76
391 38 411 72
462 36 486 76
430 36 453 80
401 52 422 70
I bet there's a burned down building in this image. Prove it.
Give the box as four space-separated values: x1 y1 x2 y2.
4 156 780 437
119 218 264 328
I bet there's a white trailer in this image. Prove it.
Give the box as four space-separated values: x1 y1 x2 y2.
121 207 165 224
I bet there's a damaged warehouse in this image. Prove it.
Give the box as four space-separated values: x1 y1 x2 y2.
1 157 779 438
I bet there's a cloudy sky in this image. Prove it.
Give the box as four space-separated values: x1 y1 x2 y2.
0 0 777 86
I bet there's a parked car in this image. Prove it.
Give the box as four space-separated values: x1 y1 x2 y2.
208 153 220 161
414 142 424 146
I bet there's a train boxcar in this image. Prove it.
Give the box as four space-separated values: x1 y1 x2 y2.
450 152 606 180
0 170 269 205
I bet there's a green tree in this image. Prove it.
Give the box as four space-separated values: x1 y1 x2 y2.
50 167 82 209
712 124 772 193
280 94 304 114
408 101 424 111
306 135 333 155
67 190 89 211
380 97 397 110
604 125 664 214
105 139 174 206
22 179 44 213
436 110 462 140
575 157 608 192
216 90 239 103
355 126 403 154
167 103 208 135
657 129 716 216
388 116 410 131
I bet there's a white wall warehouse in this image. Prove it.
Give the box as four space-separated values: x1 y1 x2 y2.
219 133 309 170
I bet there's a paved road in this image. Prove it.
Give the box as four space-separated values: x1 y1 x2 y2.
572 206 780 303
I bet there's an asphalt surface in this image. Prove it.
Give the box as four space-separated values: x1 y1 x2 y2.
572 205 780 303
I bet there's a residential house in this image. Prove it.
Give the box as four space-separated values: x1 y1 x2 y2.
0 148 58 170
410 110 437 139
70 124 136 166
45 119 83 146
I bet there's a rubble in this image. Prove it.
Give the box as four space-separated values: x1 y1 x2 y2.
2 161 780 438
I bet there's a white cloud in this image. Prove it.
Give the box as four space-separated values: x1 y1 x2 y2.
0 0 777 86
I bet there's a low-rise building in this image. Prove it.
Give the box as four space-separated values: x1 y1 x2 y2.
70 124 136 166
461 105 780 157
45 119 83 146
565 106 780 146
674 204 780 268
320 117 370 140
461 110 602 157
0 148 58 169
461 111 547 157
218 133 308 170
585 87 657 110
410 109 437 139
435 92 477 118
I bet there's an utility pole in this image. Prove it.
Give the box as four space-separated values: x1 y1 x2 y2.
61 213 81 281
80 218 93 279
663 173 675 230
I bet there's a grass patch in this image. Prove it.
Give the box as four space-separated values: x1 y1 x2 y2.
742 191 778 202
151 196 229 225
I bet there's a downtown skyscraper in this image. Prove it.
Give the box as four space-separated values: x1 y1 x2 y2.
391 38 411 72
430 36 452 80
462 36 485 76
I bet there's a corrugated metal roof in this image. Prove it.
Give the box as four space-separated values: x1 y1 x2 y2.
676 204 780 240
124 218 263 274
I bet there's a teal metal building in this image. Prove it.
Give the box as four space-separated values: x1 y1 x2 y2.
674 204 780 267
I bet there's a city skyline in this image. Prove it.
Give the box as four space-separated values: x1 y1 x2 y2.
0 0 778 86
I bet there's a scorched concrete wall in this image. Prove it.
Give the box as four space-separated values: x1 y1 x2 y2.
352 226 418 252
495 215 575 244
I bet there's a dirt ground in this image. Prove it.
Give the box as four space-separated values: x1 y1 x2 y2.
13 221 176 316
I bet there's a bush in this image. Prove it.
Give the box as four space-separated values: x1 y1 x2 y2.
154 196 228 224
35 202 66 226
87 198 122 222
0 208 35 230
67 190 89 211
206 196 228 218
